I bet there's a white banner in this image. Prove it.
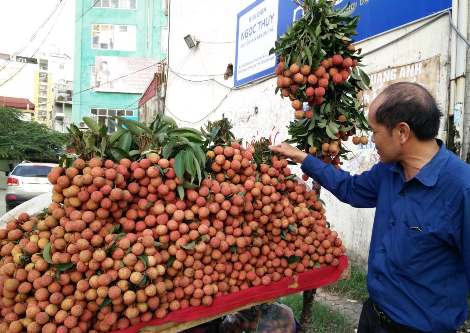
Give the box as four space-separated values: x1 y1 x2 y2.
92 56 158 94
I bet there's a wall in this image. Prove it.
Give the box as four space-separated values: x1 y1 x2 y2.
165 1 452 264
72 0 167 125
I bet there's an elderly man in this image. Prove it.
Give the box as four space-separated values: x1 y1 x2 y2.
270 82 470 333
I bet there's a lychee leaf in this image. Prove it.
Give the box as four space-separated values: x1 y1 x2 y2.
55 263 75 272
167 256 176 268
138 255 149 269
326 125 338 140
174 153 185 180
307 134 314 147
177 185 185 200
43 242 53 264
99 298 112 309
181 241 196 250
358 67 370 88
288 256 301 264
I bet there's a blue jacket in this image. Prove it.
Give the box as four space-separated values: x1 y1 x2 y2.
301 142 470 332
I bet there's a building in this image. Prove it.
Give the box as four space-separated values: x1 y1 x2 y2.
72 0 168 132
54 80 73 132
32 58 54 126
163 0 466 263
138 61 166 124
0 51 72 128
0 96 35 121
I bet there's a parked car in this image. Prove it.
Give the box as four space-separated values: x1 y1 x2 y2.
5 162 56 211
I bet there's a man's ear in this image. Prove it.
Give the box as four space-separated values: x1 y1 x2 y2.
397 122 411 143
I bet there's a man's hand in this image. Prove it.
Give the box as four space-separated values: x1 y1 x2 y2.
269 143 308 164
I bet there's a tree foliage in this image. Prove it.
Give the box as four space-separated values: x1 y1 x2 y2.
0 107 68 162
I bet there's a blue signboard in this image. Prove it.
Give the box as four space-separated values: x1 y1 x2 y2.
234 0 282 87
235 0 452 87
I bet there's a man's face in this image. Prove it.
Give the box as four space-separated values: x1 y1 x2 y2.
368 98 402 163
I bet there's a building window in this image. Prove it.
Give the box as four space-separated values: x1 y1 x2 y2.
39 72 48 82
39 59 48 71
93 0 136 9
90 108 135 133
92 24 136 51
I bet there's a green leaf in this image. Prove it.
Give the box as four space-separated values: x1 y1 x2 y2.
111 224 122 234
288 224 298 233
109 147 130 161
109 127 126 144
55 263 75 272
192 155 202 184
288 256 301 264
304 47 313 67
99 298 112 309
350 67 361 81
167 256 176 268
114 233 127 240
174 153 185 180
230 245 237 254
83 117 100 133
162 143 174 159
308 117 316 130
43 242 53 264
184 150 196 177
182 181 198 189
105 242 118 256
100 137 107 155
181 241 196 250
118 132 133 152
177 185 185 199
307 134 314 147
138 255 149 269
190 143 206 165
99 125 108 137
358 67 370 88
129 150 140 157
326 123 339 139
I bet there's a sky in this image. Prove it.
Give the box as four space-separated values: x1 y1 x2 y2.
0 0 75 99
0 0 75 59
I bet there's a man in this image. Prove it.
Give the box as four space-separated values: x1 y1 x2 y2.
95 60 113 89
270 82 470 333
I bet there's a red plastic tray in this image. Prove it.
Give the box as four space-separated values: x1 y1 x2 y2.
114 256 348 333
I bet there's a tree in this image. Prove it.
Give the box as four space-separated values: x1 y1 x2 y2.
0 107 68 162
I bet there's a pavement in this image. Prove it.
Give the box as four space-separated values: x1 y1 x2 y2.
315 289 362 327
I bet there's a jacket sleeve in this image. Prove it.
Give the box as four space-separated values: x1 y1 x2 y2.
300 155 381 208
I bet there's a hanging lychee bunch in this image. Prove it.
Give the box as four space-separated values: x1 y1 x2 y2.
271 0 371 169
276 54 359 119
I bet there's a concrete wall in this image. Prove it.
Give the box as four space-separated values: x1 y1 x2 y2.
165 1 452 264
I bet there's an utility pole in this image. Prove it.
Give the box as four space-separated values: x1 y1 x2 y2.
449 0 469 160
462 0 470 163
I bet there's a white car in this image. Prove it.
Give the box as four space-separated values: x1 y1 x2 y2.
5 162 56 211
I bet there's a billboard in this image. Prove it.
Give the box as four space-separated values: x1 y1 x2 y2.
234 0 280 87
92 56 158 94
234 0 451 87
